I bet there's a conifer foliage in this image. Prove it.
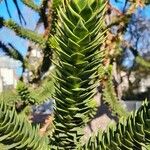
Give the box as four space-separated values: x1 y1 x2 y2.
0 101 49 150
51 0 106 149
83 101 150 149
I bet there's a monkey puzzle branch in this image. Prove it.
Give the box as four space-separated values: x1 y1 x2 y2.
21 0 40 12
0 18 46 47
0 41 24 63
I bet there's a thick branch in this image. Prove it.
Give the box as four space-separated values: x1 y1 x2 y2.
0 18 46 47
39 0 49 30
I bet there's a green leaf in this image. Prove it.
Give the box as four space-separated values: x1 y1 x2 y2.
80 4 93 21
73 19 89 38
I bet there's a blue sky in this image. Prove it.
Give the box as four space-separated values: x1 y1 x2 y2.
0 0 41 75
109 0 150 68
0 0 127 57
0 0 40 56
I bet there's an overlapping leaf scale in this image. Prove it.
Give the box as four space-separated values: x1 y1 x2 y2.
0 101 50 150
83 101 150 149
52 0 106 149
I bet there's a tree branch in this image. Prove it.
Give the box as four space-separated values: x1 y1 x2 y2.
136 56 150 68
0 41 24 63
21 0 40 12
4 0 12 18
0 18 46 47
13 0 26 25
106 15 131 29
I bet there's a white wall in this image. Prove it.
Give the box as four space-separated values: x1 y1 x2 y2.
0 68 17 92
0 68 14 85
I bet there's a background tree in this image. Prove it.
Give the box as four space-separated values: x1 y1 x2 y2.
97 0 150 118
0 0 60 86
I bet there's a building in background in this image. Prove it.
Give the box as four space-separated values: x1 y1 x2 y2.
23 42 43 83
0 56 22 92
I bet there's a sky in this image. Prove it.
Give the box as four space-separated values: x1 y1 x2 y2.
0 0 40 56
0 0 41 75
110 0 150 69
0 0 150 74
110 0 150 19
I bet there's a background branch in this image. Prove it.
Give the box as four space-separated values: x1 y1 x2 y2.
21 0 40 12
0 18 46 47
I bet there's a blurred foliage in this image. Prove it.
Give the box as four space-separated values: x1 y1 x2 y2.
100 65 129 117
0 100 49 150
83 100 150 149
16 81 35 105
0 90 19 107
